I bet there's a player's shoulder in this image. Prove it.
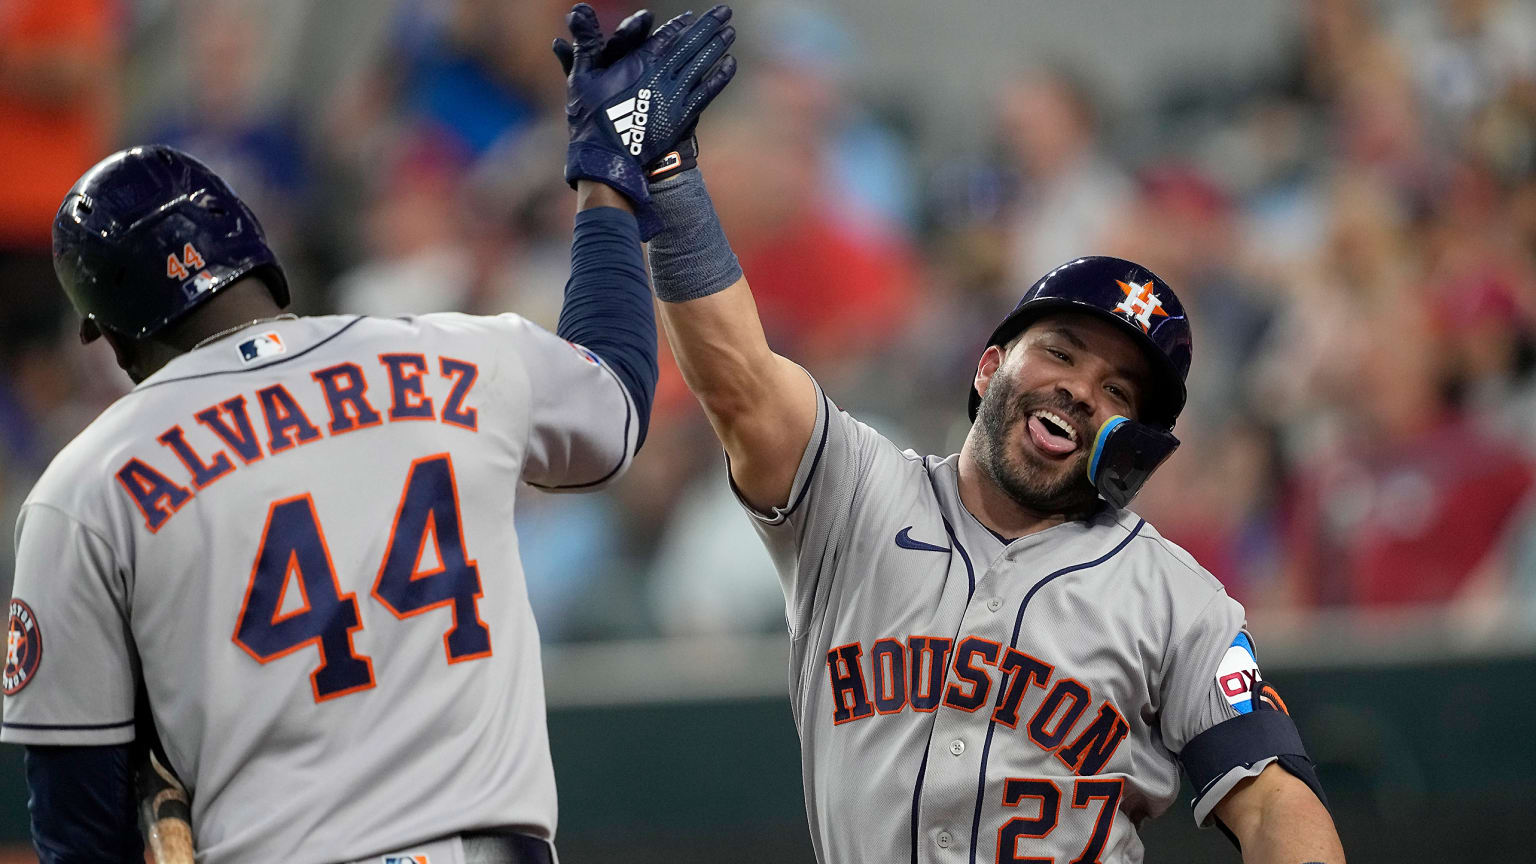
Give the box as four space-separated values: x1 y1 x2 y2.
322 310 531 343
385 310 541 338
812 379 927 467
23 388 154 522
1109 508 1227 594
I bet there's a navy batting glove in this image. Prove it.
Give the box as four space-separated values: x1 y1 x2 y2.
554 4 737 239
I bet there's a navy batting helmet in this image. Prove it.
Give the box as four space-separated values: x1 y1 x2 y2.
969 257 1194 509
967 256 1192 429
52 145 289 344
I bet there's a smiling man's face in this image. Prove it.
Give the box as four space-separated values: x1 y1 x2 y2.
970 311 1152 516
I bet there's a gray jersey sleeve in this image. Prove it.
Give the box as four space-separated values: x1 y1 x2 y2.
1158 592 1282 826
731 373 899 638
2 504 138 746
502 314 640 491
1159 592 1247 753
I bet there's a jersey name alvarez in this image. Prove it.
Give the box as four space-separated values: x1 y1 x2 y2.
825 634 1127 776
116 352 481 532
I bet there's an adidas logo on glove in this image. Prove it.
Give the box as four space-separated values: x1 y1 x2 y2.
606 89 652 156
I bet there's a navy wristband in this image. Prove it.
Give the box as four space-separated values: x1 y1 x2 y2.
645 168 743 303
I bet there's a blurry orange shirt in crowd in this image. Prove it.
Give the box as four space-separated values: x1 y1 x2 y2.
0 0 117 250
1287 418 1534 606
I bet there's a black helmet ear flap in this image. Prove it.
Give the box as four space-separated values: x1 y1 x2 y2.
1087 416 1179 509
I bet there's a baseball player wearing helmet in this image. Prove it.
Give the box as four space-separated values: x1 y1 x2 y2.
642 103 1345 864
1 6 735 862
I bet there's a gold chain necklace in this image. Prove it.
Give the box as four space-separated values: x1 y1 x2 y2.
191 313 299 351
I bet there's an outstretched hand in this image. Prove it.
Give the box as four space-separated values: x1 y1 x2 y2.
554 3 737 238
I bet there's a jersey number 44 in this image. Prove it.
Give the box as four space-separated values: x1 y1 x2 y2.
232 453 491 702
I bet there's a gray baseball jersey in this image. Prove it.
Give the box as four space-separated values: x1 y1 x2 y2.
741 376 1277 864
2 313 638 864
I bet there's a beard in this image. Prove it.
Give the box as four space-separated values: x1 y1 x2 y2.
971 371 1101 516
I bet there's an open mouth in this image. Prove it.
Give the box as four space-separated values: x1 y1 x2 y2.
1025 408 1079 457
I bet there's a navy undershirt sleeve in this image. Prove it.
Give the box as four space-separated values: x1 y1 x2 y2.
24 744 143 863
555 206 658 450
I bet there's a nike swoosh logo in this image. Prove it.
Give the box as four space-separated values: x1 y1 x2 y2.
894 526 949 553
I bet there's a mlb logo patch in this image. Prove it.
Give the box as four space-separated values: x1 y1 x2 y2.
238 331 286 363
188 269 219 295
381 856 428 864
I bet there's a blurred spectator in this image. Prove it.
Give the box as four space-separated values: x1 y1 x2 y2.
0 0 122 594
0 0 118 252
1282 280 1535 607
1389 0 1536 141
996 67 1132 292
328 0 569 170
647 459 783 637
701 103 918 384
749 2 917 231
145 0 309 272
332 131 483 315
5 0 1535 643
515 485 638 642
1136 420 1287 606
0 0 119 350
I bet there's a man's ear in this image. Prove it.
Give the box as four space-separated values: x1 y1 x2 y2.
974 344 1007 402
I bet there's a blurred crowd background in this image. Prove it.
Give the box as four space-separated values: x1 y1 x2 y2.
3 0 1536 648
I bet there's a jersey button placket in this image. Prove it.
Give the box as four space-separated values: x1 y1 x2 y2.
986 597 1002 612
936 831 953 849
949 738 965 756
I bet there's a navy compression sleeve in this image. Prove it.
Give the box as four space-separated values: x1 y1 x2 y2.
25 744 142 863
555 206 658 450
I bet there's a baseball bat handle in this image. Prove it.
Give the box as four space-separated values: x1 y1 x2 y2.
138 749 195 864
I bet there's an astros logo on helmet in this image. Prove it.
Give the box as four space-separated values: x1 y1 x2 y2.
1113 279 1169 332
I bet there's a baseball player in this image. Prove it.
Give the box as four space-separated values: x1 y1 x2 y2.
0 6 735 863
640 134 1346 861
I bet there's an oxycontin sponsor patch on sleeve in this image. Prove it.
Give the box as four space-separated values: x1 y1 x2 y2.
1215 630 1261 714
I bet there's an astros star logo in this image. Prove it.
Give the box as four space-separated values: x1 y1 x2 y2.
4 599 41 695
1113 280 1168 332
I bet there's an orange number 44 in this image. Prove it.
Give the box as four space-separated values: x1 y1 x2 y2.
166 243 206 280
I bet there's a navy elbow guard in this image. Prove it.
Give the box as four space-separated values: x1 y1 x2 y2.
1179 678 1328 846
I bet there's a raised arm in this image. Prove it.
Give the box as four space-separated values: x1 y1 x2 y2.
549 2 741 453
647 169 817 512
